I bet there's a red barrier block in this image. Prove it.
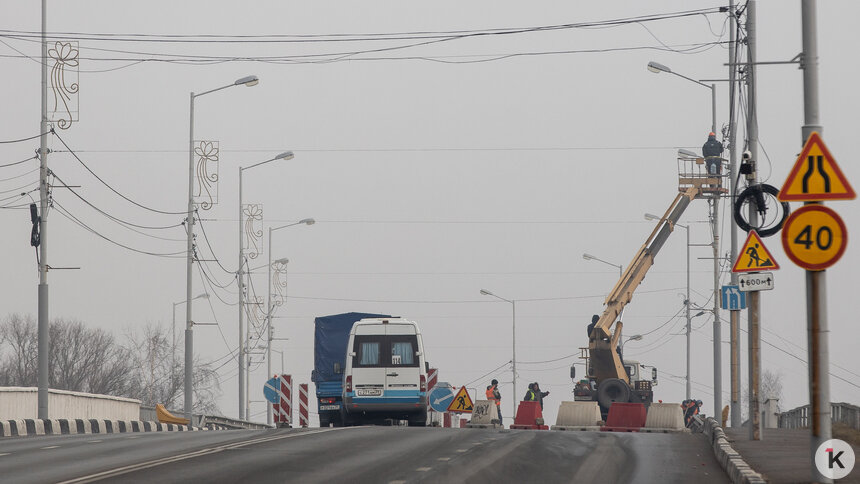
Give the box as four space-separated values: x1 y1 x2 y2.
460 418 467 428
510 401 549 430
601 402 646 432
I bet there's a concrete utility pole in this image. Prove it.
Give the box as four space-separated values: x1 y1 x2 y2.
745 0 762 442
711 197 722 420
728 0 742 430
37 0 50 419
800 2 831 482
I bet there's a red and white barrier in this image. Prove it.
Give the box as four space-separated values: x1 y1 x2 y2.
427 368 438 392
271 374 292 427
298 383 309 428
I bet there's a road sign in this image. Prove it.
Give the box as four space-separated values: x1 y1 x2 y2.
264 376 280 404
738 272 774 292
446 386 474 413
781 205 848 271
428 386 455 413
733 230 780 273
721 285 747 310
779 132 856 201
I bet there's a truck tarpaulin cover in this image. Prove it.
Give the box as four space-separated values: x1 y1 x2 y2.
313 312 391 383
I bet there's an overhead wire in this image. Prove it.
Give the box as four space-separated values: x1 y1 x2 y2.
0 155 38 169
51 130 186 215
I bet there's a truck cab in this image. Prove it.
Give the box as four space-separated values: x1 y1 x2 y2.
342 318 428 426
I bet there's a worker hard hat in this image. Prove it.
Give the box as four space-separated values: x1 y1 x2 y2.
491 379 498 385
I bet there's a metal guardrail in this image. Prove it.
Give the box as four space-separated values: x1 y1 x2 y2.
140 406 272 430
778 402 860 430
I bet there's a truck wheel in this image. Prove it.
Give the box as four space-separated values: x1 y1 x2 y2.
408 410 428 427
319 416 330 428
597 378 631 409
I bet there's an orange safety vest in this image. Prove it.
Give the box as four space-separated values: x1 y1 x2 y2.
486 387 500 406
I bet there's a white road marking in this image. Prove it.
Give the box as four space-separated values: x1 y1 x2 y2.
437 457 451 461
88 440 102 443
389 481 407 484
126 436 139 439
0 453 11 456
57 427 358 484
416 467 432 472
41 446 60 449
456 449 468 453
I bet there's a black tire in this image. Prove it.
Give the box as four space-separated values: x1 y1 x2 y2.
319 415 330 428
734 183 790 237
408 410 428 427
597 378 631 410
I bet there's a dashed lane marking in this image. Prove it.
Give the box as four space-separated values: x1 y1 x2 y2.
41 446 60 449
437 457 451 461
416 467 432 472
389 481 406 484
456 449 468 453
0 453 10 457
88 440 102 443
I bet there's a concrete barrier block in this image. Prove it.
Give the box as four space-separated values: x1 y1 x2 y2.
643 403 685 431
466 400 500 428
552 401 602 431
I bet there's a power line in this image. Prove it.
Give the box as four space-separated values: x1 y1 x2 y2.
51 130 186 215
0 132 46 144
0 155 38 168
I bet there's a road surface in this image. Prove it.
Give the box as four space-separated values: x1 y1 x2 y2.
0 426 728 483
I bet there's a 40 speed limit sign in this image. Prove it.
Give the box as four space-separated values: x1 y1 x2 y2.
781 205 848 271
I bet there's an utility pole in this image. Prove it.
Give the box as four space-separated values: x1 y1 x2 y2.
728 0 742 430
745 0 763 442
800 1 831 482
37 0 50 420
711 197 722 420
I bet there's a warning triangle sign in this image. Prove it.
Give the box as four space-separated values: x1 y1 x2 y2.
779 132 856 201
446 386 474 413
733 230 780 273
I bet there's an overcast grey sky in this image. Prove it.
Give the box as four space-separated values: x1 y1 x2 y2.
1 1 857 425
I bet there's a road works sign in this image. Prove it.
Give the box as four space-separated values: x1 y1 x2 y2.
778 132 856 201
781 205 848 271
447 386 474 413
733 230 780 273
738 272 774 292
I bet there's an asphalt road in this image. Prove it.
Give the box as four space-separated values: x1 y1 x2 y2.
0 427 729 483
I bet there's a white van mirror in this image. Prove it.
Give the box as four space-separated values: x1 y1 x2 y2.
349 352 356 357
415 351 423 356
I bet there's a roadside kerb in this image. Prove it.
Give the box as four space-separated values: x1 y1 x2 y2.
702 417 766 484
0 419 226 437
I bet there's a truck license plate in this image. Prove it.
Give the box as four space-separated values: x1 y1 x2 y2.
319 404 340 410
356 389 382 396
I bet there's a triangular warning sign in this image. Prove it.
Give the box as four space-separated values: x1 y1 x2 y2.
446 386 474 413
779 132 856 201
733 230 780 273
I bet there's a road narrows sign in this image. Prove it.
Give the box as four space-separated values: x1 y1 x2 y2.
781 204 848 271
778 132 856 202
733 230 780 273
447 386 474 413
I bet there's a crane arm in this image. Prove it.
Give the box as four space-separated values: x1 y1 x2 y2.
588 186 700 383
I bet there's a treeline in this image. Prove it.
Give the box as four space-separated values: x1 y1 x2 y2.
0 313 220 415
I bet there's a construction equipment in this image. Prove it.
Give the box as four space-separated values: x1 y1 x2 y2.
574 151 724 416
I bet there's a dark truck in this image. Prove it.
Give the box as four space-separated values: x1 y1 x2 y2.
311 312 390 427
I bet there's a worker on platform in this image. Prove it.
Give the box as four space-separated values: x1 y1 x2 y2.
587 314 599 341
532 382 550 410
702 132 724 175
486 379 502 426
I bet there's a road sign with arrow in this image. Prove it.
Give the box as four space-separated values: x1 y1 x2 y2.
737 272 774 292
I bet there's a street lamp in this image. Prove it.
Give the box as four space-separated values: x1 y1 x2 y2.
647 61 716 135
645 212 692 399
621 334 643 356
479 288 516 425
648 61 722 414
237 151 295 420
186 74 259 425
264 218 314 425
582 253 623 278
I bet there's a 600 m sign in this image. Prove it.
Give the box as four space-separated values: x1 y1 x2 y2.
781 205 848 271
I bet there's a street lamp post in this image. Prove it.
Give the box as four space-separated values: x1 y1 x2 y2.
479 289 516 425
647 61 716 134
238 151 295 420
645 213 691 399
265 218 314 425
582 253 623 278
648 61 722 416
186 74 259 425
621 334 643 357
173 293 209 392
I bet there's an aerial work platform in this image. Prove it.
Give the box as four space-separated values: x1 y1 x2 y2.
677 150 727 199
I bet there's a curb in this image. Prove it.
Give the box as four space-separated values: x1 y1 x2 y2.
702 417 767 484
0 419 227 437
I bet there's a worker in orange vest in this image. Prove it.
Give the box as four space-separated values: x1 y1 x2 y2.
486 379 502 426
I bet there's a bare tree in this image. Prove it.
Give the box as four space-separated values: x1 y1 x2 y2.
0 314 37 386
741 368 785 420
124 323 221 414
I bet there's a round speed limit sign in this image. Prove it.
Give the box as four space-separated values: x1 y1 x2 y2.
781 205 848 271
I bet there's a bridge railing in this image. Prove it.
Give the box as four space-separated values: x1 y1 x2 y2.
778 402 860 430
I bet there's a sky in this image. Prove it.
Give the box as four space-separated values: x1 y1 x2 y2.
1 1 858 427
